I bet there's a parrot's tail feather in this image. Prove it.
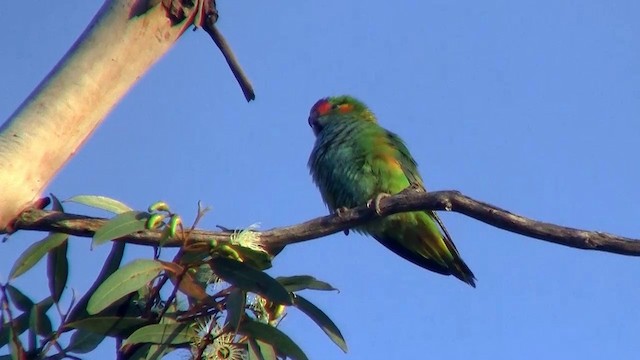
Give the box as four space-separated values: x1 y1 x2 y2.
450 256 476 288
373 230 476 287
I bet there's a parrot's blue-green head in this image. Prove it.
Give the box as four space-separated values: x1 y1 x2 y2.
308 95 377 136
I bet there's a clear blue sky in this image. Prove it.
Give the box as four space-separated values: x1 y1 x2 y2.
1 1 639 359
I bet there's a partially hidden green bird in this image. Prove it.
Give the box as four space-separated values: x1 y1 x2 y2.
307 95 476 287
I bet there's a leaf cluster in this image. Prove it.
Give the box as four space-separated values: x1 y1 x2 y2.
1 196 347 359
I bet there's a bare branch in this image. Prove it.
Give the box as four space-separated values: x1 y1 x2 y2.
203 24 255 102
6 190 640 256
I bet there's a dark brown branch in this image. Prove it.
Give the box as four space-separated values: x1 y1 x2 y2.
203 24 255 102
6 190 640 256
199 0 255 101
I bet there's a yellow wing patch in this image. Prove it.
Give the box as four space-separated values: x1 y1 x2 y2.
372 136 403 171
380 153 403 172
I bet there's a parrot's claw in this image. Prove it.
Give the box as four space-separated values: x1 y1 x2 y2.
398 183 424 197
367 192 391 216
334 207 350 235
335 207 349 217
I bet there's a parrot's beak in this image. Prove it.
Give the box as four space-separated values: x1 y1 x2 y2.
308 112 321 136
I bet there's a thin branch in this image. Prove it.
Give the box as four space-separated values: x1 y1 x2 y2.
203 25 255 102
6 190 640 256
193 0 255 101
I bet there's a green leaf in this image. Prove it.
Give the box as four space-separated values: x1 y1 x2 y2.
9 233 68 280
66 316 150 338
8 327 23 360
50 193 64 212
5 286 34 312
29 301 53 336
0 297 54 348
47 238 69 302
65 195 133 214
224 288 246 334
126 343 173 360
248 338 277 360
123 324 195 346
87 259 163 315
131 344 155 360
293 294 347 353
211 257 292 305
66 329 106 354
67 242 125 322
0 312 29 348
180 250 210 266
92 211 150 247
240 320 308 360
276 275 338 293
227 244 272 270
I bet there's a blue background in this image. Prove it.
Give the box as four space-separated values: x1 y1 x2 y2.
1 1 639 359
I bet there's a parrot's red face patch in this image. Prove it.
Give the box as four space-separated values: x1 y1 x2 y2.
309 98 356 136
313 99 332 117
309 99 331 135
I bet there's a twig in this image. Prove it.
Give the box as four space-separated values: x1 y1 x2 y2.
203 24 255 102
198 0 255 101
7 190 640 256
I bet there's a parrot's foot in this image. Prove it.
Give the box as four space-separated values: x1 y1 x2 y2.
335 207 350 235
367 192 391 216
403 182 425 193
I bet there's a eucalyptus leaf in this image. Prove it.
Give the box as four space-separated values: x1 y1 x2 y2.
123 324 195 346
66 329 106 354
227 244 272 270
67 242 125 322
224 288 246 334
29 302 53 336
240 320 308 360
50 193 64 211
211 257 291 305
87 259 163 315
9 233 68 280
0 312 29 348
47 240 69 302
5 286 34 312
293 294 347 352
66 316 150 338
65 195 133 214
248 338 277 360
92 211 150 247
276 275 337 293
0 298 53 348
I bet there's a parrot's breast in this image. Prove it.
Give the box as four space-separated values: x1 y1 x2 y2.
308 119 400 212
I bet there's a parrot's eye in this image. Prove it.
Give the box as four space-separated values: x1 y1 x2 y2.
331 104 340 110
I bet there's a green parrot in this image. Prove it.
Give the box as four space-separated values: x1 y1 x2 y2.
307 95 476 287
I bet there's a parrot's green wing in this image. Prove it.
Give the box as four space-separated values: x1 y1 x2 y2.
384 131 475 286
385 130 459 245
385 131 424 187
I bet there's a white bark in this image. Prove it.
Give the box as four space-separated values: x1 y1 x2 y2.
0 0 195 228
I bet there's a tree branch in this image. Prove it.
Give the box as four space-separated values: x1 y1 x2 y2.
7 190 640 256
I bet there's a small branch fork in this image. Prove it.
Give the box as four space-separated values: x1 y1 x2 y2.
6 190 640 257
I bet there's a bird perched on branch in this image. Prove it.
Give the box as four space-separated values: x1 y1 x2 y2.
307 95 476 287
